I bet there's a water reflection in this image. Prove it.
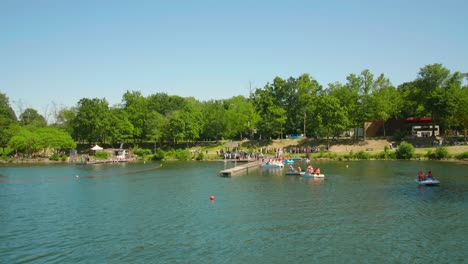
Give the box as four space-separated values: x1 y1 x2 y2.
307 177 324 186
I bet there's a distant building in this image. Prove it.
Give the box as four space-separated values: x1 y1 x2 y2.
364 117 439 138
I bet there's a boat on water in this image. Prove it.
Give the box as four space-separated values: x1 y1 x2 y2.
304 173 325 178
286 171 305 176
416 179 440 186
261 163 284 168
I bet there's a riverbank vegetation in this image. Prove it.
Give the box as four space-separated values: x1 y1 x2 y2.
1 63 467 162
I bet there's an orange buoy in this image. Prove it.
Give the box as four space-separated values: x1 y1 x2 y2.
210 195 215 201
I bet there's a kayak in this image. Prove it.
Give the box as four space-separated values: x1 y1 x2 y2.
283 160 294 164
416 179 440 186
286 171 305 176
304 173 325 178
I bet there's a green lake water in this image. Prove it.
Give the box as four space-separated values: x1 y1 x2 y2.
0 160 467 263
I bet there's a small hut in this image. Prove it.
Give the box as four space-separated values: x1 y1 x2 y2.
224 141 239 151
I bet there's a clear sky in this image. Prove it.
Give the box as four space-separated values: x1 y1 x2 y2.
1 0 467 115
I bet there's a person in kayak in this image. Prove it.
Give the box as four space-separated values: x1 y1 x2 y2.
426 171 434 180
418 171 425 181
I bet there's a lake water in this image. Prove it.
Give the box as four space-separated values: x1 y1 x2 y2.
0 160 467 263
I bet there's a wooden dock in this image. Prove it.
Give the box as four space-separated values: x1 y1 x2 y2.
76 159 131 165
219 160 263 176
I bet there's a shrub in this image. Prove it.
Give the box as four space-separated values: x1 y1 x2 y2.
354 150 371 160
375 151 387 159
425 146 450 160
133 148 152 157
95 151 110 160
61 155 67 161
49 153 60 161
175 149 191 160
343 150 354 160
434 146 449 159
151 148 165 161
455 151 468 160
395 141 415 159
196 152 204 161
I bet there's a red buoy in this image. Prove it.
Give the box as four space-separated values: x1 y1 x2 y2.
210 195 215 201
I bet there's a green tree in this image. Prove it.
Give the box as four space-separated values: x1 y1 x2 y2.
181 98 203 143
122 91 148 142
144 110 166 149
147 93 187 115
0 93 18 151
252 80 287 139
296 74 322 138
200 100 226 141
108 107 134 145
36 127 76 151
416 64 452 137
452 82 468 142
9 127 38 155
314 95 349 149
72 98 110 143
19 108 47 127
397 81 426 117
368 75 401 136
223 96 257 139
165 110 185 144
395 141 415 159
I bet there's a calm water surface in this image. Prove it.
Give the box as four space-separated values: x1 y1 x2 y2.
0 160 467 263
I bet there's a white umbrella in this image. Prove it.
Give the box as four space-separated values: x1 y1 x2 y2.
91 145 103 151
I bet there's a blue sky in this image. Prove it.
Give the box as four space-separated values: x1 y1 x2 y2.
1 0 467 115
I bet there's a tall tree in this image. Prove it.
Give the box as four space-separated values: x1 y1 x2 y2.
107 107 134 145
19 108 47 127
252 86 284 139
54 107 77 135
72 98 110 143
397 81 426 117
0 93 18 151
328 81 358 138
416 64 452 137
201 100 227 141
368 74 401 137
314 95 349 149
223 96 257 140
122 91 148 142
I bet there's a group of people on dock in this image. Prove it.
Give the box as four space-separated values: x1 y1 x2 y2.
418 171 435 181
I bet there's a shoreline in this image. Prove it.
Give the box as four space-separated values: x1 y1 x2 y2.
1 156 466 166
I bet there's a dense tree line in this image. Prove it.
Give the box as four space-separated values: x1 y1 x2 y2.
1 63 467 155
